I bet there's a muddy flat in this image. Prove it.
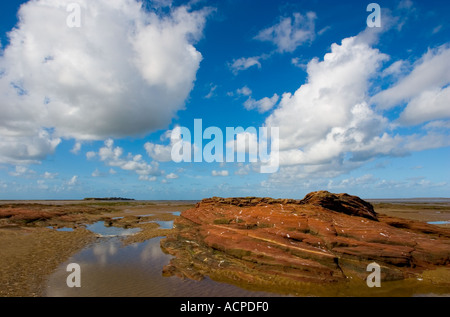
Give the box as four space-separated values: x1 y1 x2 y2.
369 199 450 228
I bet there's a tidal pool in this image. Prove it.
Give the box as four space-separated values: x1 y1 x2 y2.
427 221 450 225
85 221 141 237
47 227 74 232
155 220 174 229
44 217 276 297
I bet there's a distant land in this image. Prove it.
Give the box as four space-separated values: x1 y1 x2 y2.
83 197 135 201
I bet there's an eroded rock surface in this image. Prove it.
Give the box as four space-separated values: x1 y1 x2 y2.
160 191 450 294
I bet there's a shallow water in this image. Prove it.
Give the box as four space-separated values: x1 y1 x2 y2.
44 236 277 297
155 220 174 229
44 217 276 297
427 221 450 225
47 227 74 232
85 221 141 237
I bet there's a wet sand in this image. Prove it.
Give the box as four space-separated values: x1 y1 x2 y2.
0 227 94 297
368 199 450 228
0 200 195 297
0 199 448 297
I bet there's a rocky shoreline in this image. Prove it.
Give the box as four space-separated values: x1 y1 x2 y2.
0 195 449 297
161 191 450 295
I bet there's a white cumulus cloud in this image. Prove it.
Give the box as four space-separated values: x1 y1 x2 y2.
9 165 35 177
43 171 58 179
67 175 78 186
255 12 317 53
0 0 209 164
260 26 450 183
266 36 390 153
144 126 192 162
236 86 252 97
97 139 161 178
244 93 279 113
372 45 450 113
166 173 179 179
212 170 229 177
229 56 262 74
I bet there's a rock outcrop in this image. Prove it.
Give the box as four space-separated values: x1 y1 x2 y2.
299 191 378 221
160 191 450 295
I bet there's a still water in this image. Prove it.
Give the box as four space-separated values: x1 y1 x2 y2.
44 219 276 297
85 221 141 237
427 221 450 225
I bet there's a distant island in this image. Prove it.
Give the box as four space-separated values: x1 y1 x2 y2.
83 197 135 201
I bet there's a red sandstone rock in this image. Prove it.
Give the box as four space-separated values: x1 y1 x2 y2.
161 191 450 293
299 190 378 221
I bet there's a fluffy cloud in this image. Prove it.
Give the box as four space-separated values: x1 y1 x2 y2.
266 36 390 153
144 143 173 162
0 130 61 165
424 120 450 130
372 45 450 116
67 175 79 186
144 126 191 162
226 131 259 156
139 175 157 181
262 34 396 179
398 0 414 9
229 56 262 74
244 93 279 113
230 11 317 75
70 142 82 154
235 163 251 175
204 84 217 99
327 174 447 192
398 87 450 125
371 45 450 127
212 170 229 177
236 86 252 97
86 151 97 160
98 139 161 178
381 60 409 78
91 169 101 177
236 86 279 113
9 165 35 177
261 29 450 182
0 0 209 164
291 57 307 69
234 163 260 176
151 0 173 8
37 180 49 190
255 12 317 53
43 171 58 179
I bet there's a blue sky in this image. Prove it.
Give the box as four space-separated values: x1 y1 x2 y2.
0 0 449 200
